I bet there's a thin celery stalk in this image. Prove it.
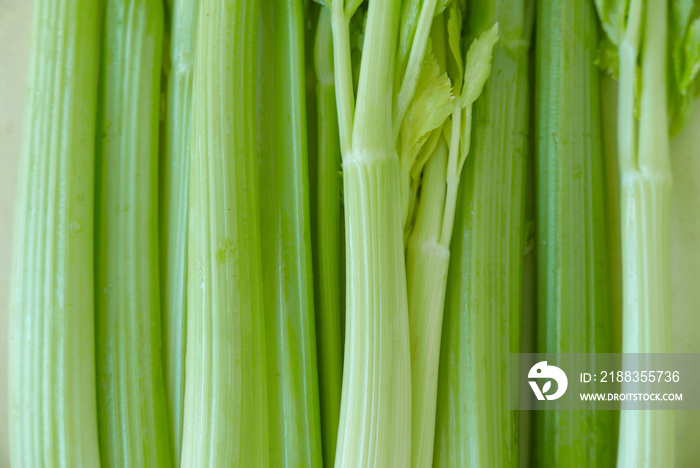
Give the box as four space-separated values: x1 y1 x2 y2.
432 2 532 465
313 9 344 468
406 138 449 468
181 0 268 466
332 0 412 466
94 1 170 466
160 0 198 463
8 0 101 465
257 0 323 466
533 0 614 466
614 0 673 464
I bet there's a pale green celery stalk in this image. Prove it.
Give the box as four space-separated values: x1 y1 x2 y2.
609 0 674 465
95 1 170 466
330 0 412 466
181 0 268 466
257 0 323 466
8 1 101 466
406 138 450 468
313 9 344 468
432 2 531 466
533 0 614 466
160 0 198 463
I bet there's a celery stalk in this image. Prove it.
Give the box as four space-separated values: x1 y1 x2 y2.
181 0 268 465
329 1 412 466
94 1 171 466
432 1 532 465
533 0 615 465
592 0 700 461
257 0 323 466
160 0 198 463
406 138 450 468
8 0 101 465
607 0 674 465
313 9 344 467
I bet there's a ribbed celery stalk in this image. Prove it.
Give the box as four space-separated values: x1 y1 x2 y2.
616 3 674 463
406 137 450 468
432 1 532 466
8 1 101 465
326 0 412 466
257 0 322 466
313 9 344 467
94 1 170 466
594 0 678 464
533 0 614 466
181 0 268 465
160 0 198 463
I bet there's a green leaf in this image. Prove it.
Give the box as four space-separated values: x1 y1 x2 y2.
593 0 628 45
460 23 499 107
400 49 455 171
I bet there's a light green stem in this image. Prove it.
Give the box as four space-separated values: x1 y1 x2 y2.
313 9 344 468
330 0 355 155
617 0 673 464
9 0 101 465
181 0 268 465
406 139 450 468
335 0 411 466
160 0 199 463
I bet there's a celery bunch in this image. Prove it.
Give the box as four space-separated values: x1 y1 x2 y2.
16 1 696 467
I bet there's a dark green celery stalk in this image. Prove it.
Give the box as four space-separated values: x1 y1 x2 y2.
181 0 268 465
432 1 532 466
8 0 101 465
160 0 198 463
312 9 344 468
95 1 170 466
257 0 323 466
533 0 614 466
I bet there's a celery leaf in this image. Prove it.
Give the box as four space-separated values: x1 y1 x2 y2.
593 0 628 45
400 49 455 171
460 23 499 108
